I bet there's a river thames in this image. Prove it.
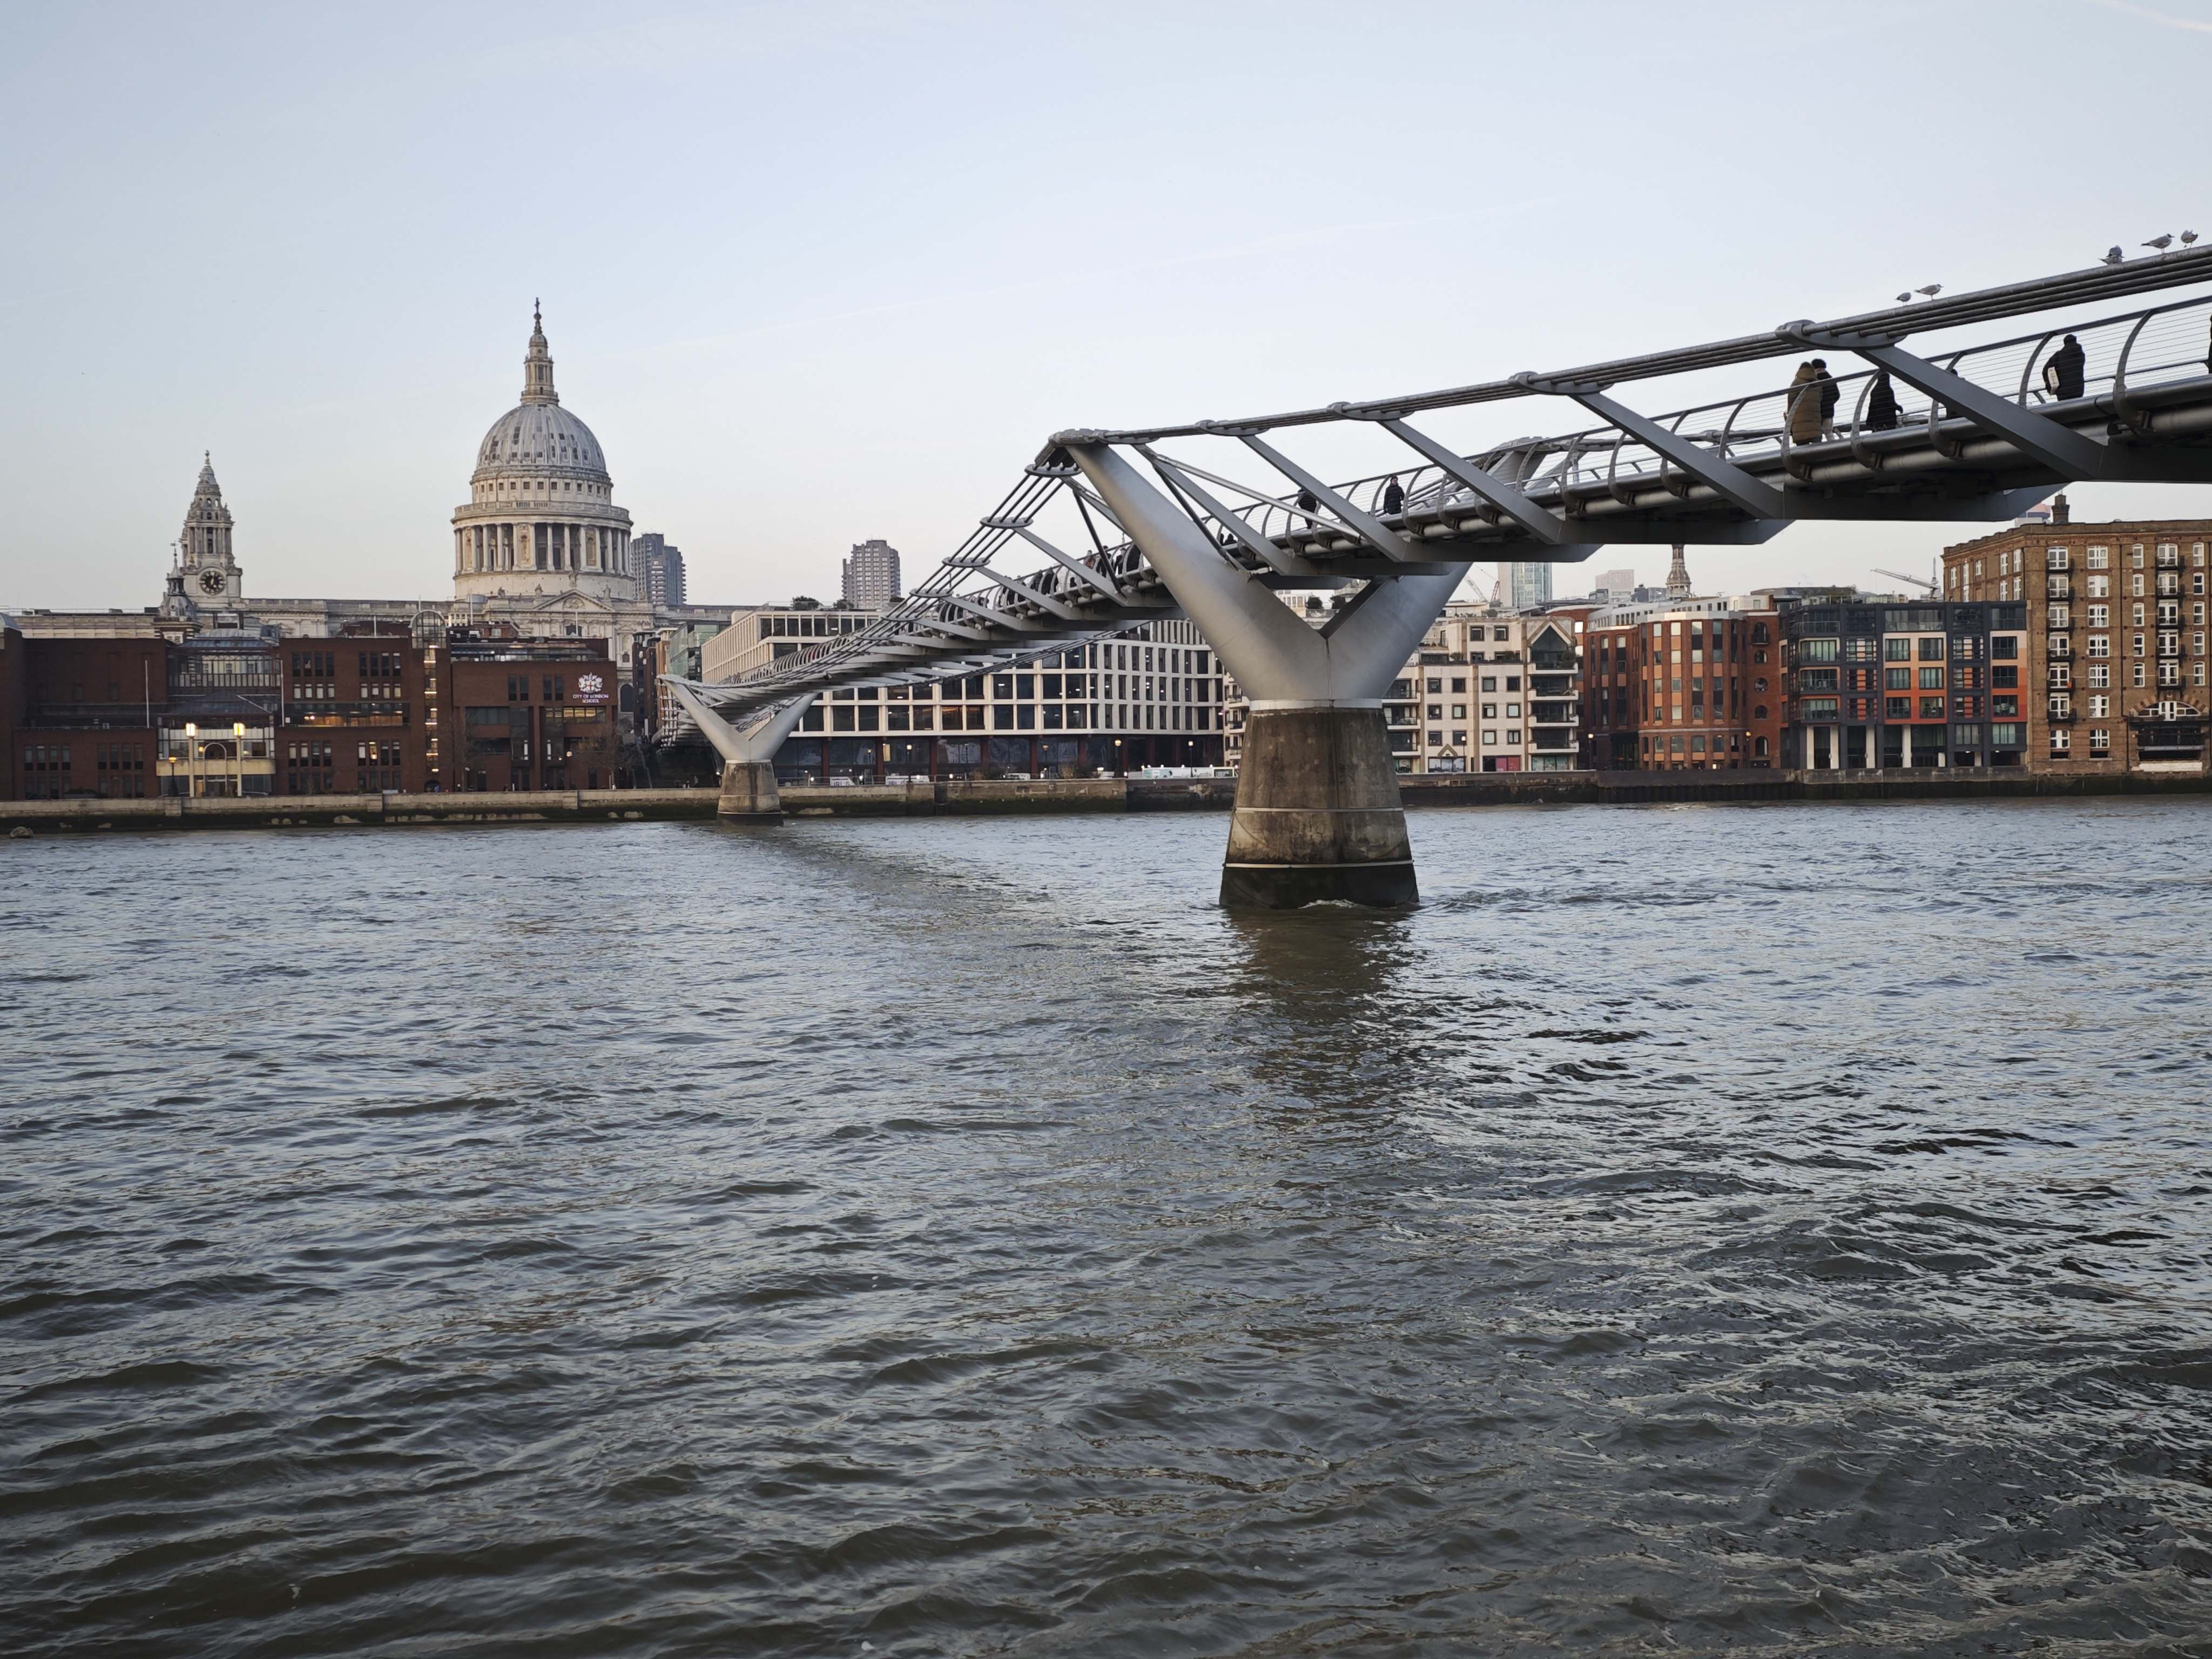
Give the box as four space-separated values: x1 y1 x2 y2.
4 799 2210 1657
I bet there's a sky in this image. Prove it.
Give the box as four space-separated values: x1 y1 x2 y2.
3 0 2211 615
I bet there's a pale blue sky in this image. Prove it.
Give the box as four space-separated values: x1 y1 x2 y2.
4 0 2210 612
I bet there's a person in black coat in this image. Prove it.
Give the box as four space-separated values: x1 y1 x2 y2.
1381 476 1406 515
2047 333 2087 400
1867 371 1900 430
1811 358 1840 437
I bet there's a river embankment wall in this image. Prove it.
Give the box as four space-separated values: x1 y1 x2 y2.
4 768 2208 835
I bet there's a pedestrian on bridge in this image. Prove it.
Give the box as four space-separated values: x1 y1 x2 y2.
1812 359 1840 437
1381 476 1406 515
2047 333 2087 400
1867 370 1900 430
1296 486 1319 518
1787 361 1822 444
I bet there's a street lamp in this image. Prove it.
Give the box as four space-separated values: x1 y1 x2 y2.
233 722 246 798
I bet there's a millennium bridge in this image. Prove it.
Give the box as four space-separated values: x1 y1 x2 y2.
664 251 2212 906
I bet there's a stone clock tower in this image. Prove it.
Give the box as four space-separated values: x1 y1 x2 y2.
167 453 242 612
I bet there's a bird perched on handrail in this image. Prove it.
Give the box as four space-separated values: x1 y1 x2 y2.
2183 231 2200 246
1895 285 1943 302
2102 246 2126 266
2144 234 2175 251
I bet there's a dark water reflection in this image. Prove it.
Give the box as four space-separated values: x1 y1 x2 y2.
4 799 2211 1656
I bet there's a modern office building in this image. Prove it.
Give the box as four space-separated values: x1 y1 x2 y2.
699 613 1223 780
1502 561 1554 611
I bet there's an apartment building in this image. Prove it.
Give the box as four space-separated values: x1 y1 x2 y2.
1223 599 1587 774
1583 596 1783 770
1940 506 2208 773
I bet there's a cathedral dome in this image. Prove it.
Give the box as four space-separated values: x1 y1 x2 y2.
451 305 636 605
468 304 611 488
472 401 608 485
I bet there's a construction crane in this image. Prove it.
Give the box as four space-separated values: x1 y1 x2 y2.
1872 567 1938 593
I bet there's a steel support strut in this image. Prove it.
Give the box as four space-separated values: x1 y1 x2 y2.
1064 441 1467 908
670 684 817 824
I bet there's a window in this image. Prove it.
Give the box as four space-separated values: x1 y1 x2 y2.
2089 728 2110 752
2051 728 2071 753
2088 635 2110 657
1799 638 1839 663
1427 703 1442 720
1426 677 1442 693
2048 547 2072 569
1885 667 1911 690
2087 694 2110 717
1992 664 2019 688
1505 703 1521 719
1919 696 1946 718
1884 697 1912 719
1450 703 1467 719
1918 667 1944 690
1883 636 1912 662
1481 730 1496 745
1451 677 1467 693
2087 663 2110 688
1480 676 1496 692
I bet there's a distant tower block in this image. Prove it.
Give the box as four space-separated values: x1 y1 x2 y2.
1665 544 1692 598
634 534 686 605
1502 561 1552 611
842 539 902 607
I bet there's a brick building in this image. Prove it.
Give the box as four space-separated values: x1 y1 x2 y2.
3 623 618 799
1939 505 2208 774
1582 597 1783 770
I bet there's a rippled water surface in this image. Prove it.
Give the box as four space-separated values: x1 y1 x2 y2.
6 800 2212 1657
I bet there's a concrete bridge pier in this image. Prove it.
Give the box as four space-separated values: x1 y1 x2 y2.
1064 442 1467 908
668 684 817 826
1224 705 1414 906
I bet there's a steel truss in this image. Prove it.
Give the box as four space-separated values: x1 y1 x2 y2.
664 249 2212 746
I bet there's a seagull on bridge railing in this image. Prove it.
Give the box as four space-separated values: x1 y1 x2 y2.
2183 230 2199 246
2144 234 2175 251
1896 284 1944 302
2103 246 2126 265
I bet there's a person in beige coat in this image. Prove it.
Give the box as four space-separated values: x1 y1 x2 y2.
1786 361 1822 444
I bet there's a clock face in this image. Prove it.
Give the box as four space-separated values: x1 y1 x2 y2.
198 569 227 595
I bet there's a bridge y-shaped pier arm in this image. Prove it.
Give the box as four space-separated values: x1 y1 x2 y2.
1783 324 2108 479
1067 441 1465 909
669 682 817 765
1515 374 1792 521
